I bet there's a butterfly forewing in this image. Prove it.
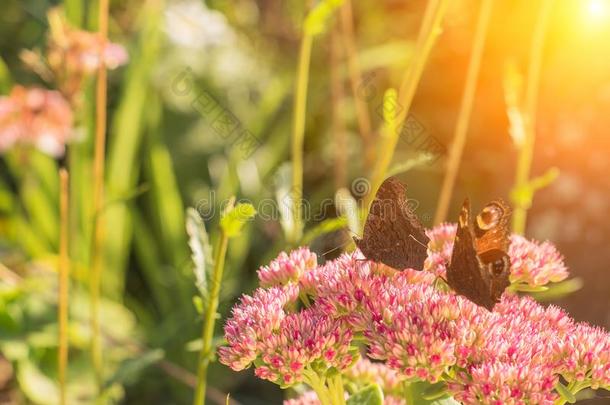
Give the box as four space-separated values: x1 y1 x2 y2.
354 176 429 270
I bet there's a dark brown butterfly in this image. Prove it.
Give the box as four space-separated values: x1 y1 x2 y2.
354 176 429 270
447 198 512 310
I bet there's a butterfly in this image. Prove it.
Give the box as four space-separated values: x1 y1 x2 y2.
447 198 512 310
354 176 430 270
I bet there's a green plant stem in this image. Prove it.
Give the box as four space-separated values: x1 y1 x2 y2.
303 369 332 405
58 169 70 405
554 380 591 405
512 0 555 234
291 32 313 244
193 230 229 405
434 0 494 224
90 0 109 390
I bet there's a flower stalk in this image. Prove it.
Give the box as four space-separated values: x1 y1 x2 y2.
90 0 109 389
58 168 70 405
193 229 229 405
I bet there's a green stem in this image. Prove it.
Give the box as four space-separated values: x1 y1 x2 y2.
330 374 346 405
403 381 415 405
511 0 555 234
304 369 332 405
290 33 314 244
193 230 230 405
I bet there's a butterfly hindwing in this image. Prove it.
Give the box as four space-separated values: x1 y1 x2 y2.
354 176 429 270
447 198 511 310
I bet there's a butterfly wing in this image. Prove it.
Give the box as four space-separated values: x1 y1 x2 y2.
447 199 497 310
354 176 429 270
473 199 512 305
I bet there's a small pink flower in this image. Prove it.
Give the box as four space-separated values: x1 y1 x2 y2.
258 247 317 287
0 86 73 156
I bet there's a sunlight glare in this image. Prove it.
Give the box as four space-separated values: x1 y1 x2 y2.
586 0 609 20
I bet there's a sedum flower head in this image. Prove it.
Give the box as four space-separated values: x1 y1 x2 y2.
258 247 318 287
254 309 354 386
0 86 73 156
219 285 299 371
508 235 568 286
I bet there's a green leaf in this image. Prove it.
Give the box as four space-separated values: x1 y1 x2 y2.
422 381 449 400
220 202 257 238
17 360 59 405
303 0 345 36
529 278 583 302
408 381 461 405
347 384 383 405
186 208 214 297
302 216 348 245
555 382 576 403
510 283 549 293
104 349 165 388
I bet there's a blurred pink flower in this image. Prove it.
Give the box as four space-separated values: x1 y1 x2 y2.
424 223 457 277
48 14 128 76
258 247 317 287
346 358 406 396
0 86 73 156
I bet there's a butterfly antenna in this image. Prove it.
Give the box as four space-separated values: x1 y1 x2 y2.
409 234 428 248
321 238 353 257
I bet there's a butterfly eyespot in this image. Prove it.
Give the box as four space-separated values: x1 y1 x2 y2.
491 258 507 275
477 204 503 230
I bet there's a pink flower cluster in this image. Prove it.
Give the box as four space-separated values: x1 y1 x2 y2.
220 243 610 404
258 247 318 287
424 223 568 286
0 86 73 156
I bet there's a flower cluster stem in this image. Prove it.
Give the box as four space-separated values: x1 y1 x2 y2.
193 230 229 405
90 0 109 390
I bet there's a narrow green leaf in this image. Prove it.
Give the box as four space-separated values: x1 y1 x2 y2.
346 384 383 405
387 154 434 177
186 208 213 297
220 203 257 238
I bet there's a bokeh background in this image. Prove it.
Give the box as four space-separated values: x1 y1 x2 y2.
0 0 609 403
